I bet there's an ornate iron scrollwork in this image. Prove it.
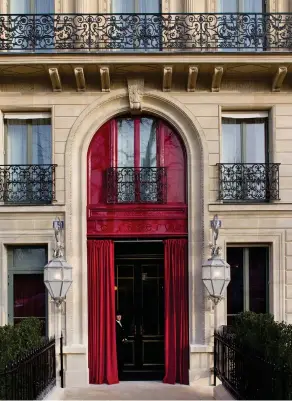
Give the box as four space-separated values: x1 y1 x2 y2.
1 13 292 51
107 167 167 204
0 164 56 204
217 163 280 202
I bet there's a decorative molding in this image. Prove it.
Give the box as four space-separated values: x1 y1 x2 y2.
64 91 208 347
187 66 198 92
211 66 224 92
163 66 173 92
74 66 86 92
99 66 110 92
48 67 62 92
162 0 170 13
272 66 287 92
127 78 144 114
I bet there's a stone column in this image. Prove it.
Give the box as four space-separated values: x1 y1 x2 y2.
185 0 196 13
185 0 207 13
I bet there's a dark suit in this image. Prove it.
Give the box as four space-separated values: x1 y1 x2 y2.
116 321 125 378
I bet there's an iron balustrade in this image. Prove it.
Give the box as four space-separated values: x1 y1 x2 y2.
107 167 167 204
1 13 292 52
0 338 56 400
217 163 280 202
0 164 56 205
214 330 292 400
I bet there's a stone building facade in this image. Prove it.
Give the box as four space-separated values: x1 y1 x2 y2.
0 0 291 389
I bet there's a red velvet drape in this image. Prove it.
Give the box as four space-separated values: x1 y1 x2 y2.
163 239 189 385
87 240 119 384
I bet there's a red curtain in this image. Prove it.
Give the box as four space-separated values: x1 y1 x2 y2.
87 240 119 384
163 239 189 385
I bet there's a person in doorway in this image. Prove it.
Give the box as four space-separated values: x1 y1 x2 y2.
116 311 127 379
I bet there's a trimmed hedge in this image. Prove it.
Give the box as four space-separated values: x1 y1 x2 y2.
232 312 292 368
0 318 43 370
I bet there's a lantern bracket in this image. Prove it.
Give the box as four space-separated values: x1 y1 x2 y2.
210 214 222 258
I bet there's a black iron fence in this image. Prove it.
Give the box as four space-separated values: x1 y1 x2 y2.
107 167 167 204
1 13 292 52
0 338 56 400
0 164 56 205
217 163 280 202
214 330 292 400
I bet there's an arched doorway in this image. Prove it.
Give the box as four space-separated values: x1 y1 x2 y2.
87 115 189 384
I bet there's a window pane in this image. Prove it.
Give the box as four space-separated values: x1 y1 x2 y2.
219 0 238 12
112 0 135 12
222 119 241 163
249 247 268 313
12 246 47 269
6 120 28 164
227 247 244 316
13 274 46 335
242 0 263 12
35 0 54 13
244 119 266 163
140 118 156 167
139 0 160 12
117 119 135 167
117 119 135 202
32 119 52 164
10 0 30 13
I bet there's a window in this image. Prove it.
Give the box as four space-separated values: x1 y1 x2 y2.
3 113 53 204
218 1 265 51
220 112 271 201
112 0 160 13
5 113 52 165
10 0 54 13
8 246 48 336
227 246 269 325
109 117 165 203
9 1 54 52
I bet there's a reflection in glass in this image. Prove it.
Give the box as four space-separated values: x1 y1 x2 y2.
117 119 135 202
140 118 157 202
222 118 267 200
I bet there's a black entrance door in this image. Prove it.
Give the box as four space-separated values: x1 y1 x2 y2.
115 256 164 380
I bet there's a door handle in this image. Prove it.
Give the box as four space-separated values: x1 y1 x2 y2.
140 324 143 335
134 325 136 335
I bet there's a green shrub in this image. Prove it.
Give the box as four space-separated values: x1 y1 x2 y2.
231 312 292 368
0 317 43 370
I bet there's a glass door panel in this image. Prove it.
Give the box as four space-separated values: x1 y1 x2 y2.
117 119 135 202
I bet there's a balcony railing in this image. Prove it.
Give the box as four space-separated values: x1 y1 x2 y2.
217 163 280 202
214 329 292 400
107 167 167 204
1 13 292 52
0 164 56 205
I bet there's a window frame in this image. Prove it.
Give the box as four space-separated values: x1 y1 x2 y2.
226 244 270 323
4 113 52 165
221 113 269 164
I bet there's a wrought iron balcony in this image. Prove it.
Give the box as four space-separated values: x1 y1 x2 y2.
1 13 292 52
0 164 56 205
107 167 167 204
217 163 280 202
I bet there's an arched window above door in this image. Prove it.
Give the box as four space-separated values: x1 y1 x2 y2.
88 115 186 206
